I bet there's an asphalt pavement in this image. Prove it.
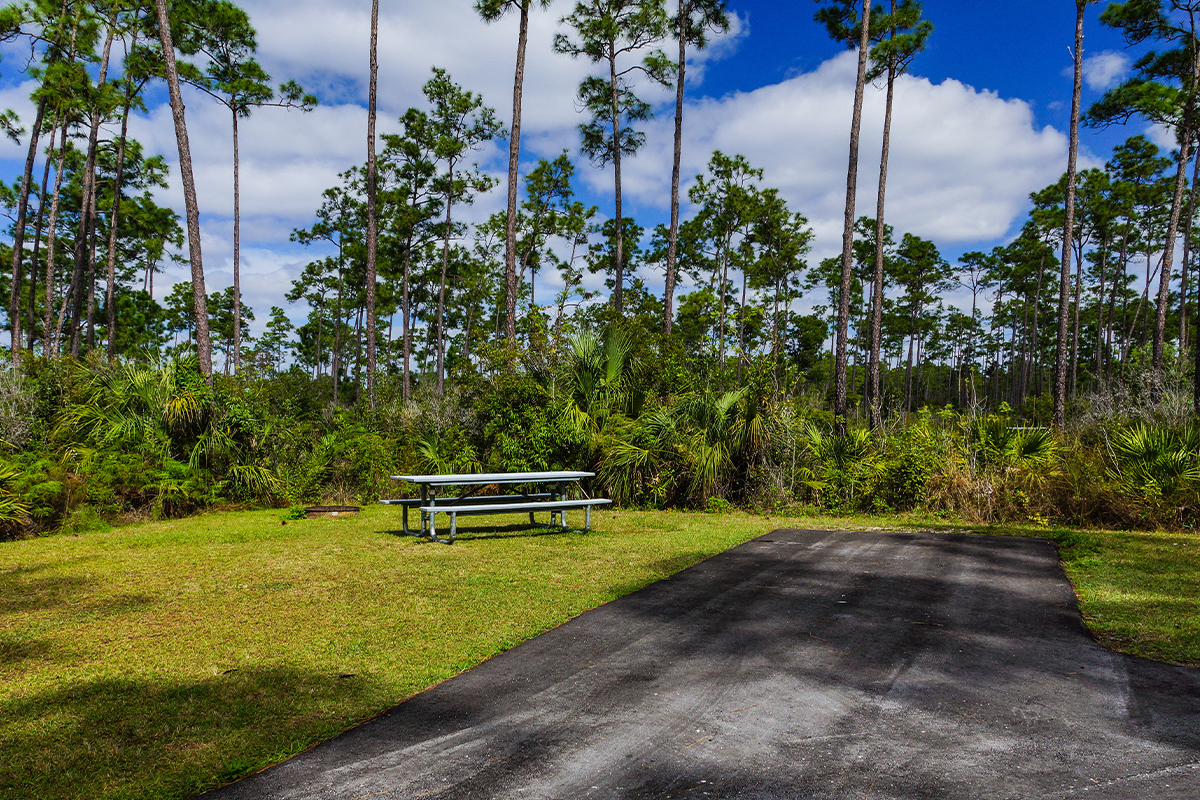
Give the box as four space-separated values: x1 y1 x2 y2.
199 529 1200 799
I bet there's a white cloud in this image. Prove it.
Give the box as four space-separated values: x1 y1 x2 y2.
619 51 1069 262
129 0 688 329
1145 121 1179 154
243 0 600 134
0 2 1073 337
1082 50 1129 92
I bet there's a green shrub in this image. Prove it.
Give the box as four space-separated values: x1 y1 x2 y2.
478 375 569 473
878 414 941 511
0 461 31 539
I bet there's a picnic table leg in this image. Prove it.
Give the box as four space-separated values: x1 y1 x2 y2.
419 485 428 536
401 502 421 537
585 504 592 533
449 512 458 544
428 510 452 545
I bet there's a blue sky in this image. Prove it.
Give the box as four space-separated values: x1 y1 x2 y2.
659 0 1155 244
0 0 1170 344
714 1 1131 123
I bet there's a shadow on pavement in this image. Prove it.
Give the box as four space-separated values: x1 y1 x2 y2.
198 530 1200 800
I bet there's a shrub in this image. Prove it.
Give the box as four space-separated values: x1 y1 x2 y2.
0 461 31 540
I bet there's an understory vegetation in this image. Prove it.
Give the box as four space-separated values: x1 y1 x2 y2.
3 326 1200 540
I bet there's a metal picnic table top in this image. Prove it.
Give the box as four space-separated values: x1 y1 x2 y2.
390 471 594 487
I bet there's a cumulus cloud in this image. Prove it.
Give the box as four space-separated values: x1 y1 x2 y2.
125 0 690 327
1145 121 1179 154
618 51 1069 261
1082 50 1129 92
0 1 1072 335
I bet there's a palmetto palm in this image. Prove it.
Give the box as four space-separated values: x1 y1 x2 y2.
797 421 877 505
0 462 31 534
559 328 642 445
676 386 765 497
56 358 280 508
1110 423 1200 499
969 416 1057 469
597 386 771 505
56 357 207 463
597 408 679 505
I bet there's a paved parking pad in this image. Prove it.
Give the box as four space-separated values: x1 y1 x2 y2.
201 530 1200 799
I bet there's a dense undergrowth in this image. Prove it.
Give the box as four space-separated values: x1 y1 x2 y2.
2 328 1199 540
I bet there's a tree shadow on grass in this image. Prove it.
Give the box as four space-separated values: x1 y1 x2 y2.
0 666 384 800
381 522 592 543
0 565 96 614
0 633 59 668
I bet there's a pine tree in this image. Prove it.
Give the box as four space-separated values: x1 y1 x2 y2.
554 0 672 315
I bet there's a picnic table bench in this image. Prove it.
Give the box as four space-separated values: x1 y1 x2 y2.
383 471 611 544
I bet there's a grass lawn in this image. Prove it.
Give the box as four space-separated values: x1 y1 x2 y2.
2 507 1198 800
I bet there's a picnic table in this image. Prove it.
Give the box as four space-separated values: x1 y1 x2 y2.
382 471 611 544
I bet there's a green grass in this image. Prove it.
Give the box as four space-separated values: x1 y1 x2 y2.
1051 527 1200 665
2 508 1198 800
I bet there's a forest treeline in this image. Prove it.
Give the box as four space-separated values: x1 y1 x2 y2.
3 0 1200 536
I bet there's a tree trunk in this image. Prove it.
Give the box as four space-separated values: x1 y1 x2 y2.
1158 33 1200 390
736 268 747 384
353 304 363 401
8 96 47 360
988 290 1003 408
1109 224 1128 386
718 241 729 366
70 22 116 358
1153 134 1191 387
833 0 871 436
1139 244 1152 350
365 0 380 404
436 162 454 397
28 115 58 352
332 258 344 403
403 227 413 402
968 287 979 408
1095 231 1109 389
231 109 243 374
1071 249 1082 398
386 308 394 373
772 269 781 380
1011 307 1022 406
464 303 474 365
904 305 917 411
313 293 324 379
609 45 625 315
664 2 688 336
11 0 71 357
869 58 896 430
43 123 68 356
503 1 530 344
105 90 132 361
1180 152 1199 350
1032 252 1045 397
86 188 97 350
1053 0 1085 430
155 0 213 380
